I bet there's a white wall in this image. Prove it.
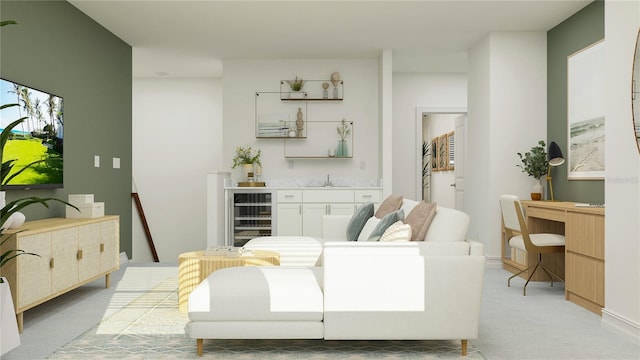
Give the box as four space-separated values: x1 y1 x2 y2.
132 78 223 262
467 32 547 259
222 59 380 184
391 73 467 200
602 0 640 343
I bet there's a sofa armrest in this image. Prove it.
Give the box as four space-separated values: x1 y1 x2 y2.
467 240 484 256
321 215 351 240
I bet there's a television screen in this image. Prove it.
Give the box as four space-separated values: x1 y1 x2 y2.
0 78 63 189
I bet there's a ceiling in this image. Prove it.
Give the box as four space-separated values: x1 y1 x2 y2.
68 0 591 78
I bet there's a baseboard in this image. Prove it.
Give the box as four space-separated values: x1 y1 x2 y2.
485 256 502 268
601 308 640 345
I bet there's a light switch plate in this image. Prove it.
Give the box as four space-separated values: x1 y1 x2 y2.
94 156 100 167
113 157 120 169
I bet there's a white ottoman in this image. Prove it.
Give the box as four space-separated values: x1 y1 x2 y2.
185 266 324 355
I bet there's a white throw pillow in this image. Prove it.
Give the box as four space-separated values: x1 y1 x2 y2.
357 217 380 241
379 221 412 242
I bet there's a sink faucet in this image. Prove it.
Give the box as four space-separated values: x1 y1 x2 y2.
323 174 333 187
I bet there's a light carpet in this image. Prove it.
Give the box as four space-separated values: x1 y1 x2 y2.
48 277 484 359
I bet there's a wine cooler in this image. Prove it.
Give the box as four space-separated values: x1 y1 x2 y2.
228 190 273 247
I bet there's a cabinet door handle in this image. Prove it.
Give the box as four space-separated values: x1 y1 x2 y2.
77 250 83 260
298 205 302 215
284 195 294 198
100 243 105 252
50 258 55 269
362 195 372 198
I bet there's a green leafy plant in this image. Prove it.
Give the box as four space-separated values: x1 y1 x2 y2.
285 77 305 91
337 118 351 141
0 20 78 270
231 145 261 169
517 140 548 179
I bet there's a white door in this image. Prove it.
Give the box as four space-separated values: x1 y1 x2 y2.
454 114 466 211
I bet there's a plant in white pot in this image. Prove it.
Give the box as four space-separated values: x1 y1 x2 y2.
285 77 306 99
517 140 548 200
231 145 262 183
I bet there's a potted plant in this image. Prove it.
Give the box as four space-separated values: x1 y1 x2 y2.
517 140 548 200
336 119 351 157
231 145 261 183
285 77 306 99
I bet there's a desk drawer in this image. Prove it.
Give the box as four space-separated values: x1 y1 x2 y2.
566 212 604 260
566 252 604 308
526 206 566 222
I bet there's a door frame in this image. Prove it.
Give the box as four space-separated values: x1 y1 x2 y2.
415 107 467 203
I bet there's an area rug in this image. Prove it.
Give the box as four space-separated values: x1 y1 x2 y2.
48 278 485 359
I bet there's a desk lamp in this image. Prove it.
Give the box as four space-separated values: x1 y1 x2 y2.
546 141 565 201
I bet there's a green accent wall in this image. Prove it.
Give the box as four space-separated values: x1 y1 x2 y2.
547 0 604 203
1 0 133 256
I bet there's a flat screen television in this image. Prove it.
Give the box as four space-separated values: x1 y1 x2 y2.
0 78 63 189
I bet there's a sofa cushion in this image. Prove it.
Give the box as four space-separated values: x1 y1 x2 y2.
424 206 470 242
374 194 403 218
346 202 374 241
357 217 380 241
379 221 412 242
368 209 404 241
188 266 323 322
405 201 437 241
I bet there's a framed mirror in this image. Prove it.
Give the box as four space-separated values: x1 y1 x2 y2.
633 27 640 153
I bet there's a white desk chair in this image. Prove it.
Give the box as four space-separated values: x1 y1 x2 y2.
499 194 565 295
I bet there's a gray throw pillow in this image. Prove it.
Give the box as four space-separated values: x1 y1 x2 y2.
368 209 405 241
346 202 374 241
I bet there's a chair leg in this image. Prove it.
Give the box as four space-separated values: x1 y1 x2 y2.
541 264 564 284
508 265 535 287
522 257 542 296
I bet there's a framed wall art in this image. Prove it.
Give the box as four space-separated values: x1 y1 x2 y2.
437 134 448 171
567 40 605 180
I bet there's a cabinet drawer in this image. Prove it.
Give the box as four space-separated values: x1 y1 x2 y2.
566 252 604 307
277 190 302 203
354 190 381 203
303 190 353 203
566 212 604 259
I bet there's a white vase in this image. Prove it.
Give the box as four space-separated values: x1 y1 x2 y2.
1 277 20 355
531 178 543 200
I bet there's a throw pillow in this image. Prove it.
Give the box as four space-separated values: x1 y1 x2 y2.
346 202 374 241
358 217 381 241
368 209 405 241
379 221 412 242
404 201 437 241
374 194 403 219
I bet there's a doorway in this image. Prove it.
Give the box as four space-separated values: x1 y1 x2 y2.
416 108 466 210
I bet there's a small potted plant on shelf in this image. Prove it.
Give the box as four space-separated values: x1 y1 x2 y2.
231 145 262 184
517 140 548 200
336 119 351 157
285 77 306 99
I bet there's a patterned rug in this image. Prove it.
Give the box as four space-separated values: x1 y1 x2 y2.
48 278 485 359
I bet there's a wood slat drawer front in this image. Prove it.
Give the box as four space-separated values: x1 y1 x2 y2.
277 190 302 203
566 252 604 307
354 190 381 203
566 212 604 259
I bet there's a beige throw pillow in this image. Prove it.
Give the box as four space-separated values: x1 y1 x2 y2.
404 201 437 241
379 221 412 242
374 194 403 219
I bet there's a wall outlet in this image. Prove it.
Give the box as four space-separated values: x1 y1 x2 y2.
94 155 100 168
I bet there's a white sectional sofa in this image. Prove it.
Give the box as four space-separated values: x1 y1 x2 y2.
185 199 485 356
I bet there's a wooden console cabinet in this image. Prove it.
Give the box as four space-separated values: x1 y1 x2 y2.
0 216 120 331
